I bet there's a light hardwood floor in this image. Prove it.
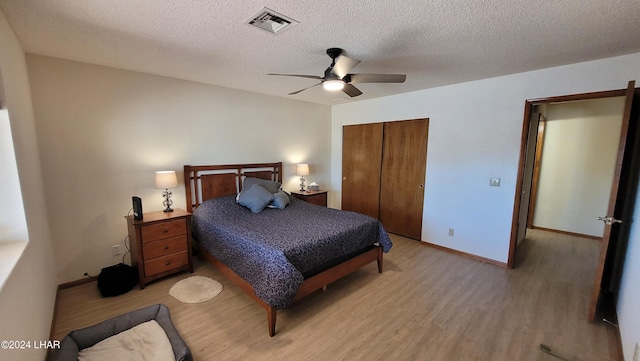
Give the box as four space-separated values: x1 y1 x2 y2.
52 229 620 361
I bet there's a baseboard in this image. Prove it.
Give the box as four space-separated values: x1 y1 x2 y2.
420 241 508 268
58 276 97 290
531 226 602 241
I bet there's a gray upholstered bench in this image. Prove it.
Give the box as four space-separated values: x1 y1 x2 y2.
49 304 192 361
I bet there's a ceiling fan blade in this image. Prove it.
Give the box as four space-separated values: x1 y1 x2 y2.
342 84 363 97
348 73 406 83
331 55 361 78
268 73 323 80
288 83 322 95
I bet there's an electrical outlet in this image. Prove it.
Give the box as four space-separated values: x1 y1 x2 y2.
633 342 639 361
112 245 122 257
448 228 454 237
489 177 501 187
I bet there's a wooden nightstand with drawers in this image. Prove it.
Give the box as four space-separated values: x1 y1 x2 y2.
126 209 193 289
290 190 328 207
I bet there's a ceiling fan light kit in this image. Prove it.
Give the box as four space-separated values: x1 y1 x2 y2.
268 47 406 98
323 79 345 91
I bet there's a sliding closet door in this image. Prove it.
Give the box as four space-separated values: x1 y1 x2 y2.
342 123 383 218
379 119 429 240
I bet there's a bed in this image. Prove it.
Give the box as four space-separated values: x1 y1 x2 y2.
184 162 392 336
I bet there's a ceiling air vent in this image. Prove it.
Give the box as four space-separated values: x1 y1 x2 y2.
246 8 298 35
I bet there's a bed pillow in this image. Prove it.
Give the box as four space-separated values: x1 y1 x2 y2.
237 184 274 213
268 190 291 209
243 177 282 194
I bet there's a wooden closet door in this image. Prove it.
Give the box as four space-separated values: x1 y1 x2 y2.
342 123 383 218
379 119 429 240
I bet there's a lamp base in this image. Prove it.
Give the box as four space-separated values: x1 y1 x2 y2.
299 175 306 192
162 189 174 213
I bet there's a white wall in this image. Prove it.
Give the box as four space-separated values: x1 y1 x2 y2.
0 9 58 361
333 82 523 262
533 98 624 237
25 54 332 283
332 53 640 262
331 52 640 359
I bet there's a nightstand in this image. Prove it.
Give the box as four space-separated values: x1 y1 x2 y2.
125 209 193 289
290 190 328 207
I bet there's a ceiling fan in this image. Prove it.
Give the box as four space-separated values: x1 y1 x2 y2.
268 47 406 97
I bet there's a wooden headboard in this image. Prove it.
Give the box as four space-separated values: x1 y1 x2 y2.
183 162 283 213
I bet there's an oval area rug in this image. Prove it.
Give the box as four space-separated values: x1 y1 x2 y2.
169 276 223 304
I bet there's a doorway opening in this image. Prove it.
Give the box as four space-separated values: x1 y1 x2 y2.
509 81 640 323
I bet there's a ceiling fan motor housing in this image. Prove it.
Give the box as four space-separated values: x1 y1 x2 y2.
326 47 343 61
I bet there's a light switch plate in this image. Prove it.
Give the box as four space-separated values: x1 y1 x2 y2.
490 177 501 187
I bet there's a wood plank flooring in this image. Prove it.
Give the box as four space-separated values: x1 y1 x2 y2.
52 229 620 360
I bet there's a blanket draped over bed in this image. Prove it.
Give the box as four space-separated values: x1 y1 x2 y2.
192 195 392 309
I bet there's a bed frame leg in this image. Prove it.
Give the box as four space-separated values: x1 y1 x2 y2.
377 246 383 273
267 307 277 337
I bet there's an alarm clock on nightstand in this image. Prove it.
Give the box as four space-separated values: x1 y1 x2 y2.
132 196 143 220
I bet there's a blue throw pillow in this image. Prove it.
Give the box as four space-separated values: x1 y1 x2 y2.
269 190 291 209
237 184 274 213
243 177 282 194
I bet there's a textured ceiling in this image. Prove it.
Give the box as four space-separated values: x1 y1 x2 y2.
1 0 640 105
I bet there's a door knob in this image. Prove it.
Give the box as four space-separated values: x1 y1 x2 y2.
598 216 622 225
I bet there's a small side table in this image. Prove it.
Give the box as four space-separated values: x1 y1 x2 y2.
125 209 193 289
290 190 328 207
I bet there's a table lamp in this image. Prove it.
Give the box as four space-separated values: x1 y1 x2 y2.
155 171 178 212
296 164 309 191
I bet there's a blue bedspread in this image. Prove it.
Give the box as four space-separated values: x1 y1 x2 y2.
191 195 392 309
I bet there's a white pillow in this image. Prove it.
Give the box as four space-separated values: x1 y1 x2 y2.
78 320 174 361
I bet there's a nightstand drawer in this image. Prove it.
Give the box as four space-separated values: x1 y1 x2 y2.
144 251 189 277
306 193 327 206
142 235 188 259
290 190 328 207
140 219 186 243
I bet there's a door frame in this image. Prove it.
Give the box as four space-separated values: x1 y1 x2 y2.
508 87 629 268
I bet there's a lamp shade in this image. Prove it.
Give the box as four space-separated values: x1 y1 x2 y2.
296 164 310 176
155 171 178 189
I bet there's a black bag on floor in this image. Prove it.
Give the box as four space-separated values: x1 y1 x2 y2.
97 263 137 297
